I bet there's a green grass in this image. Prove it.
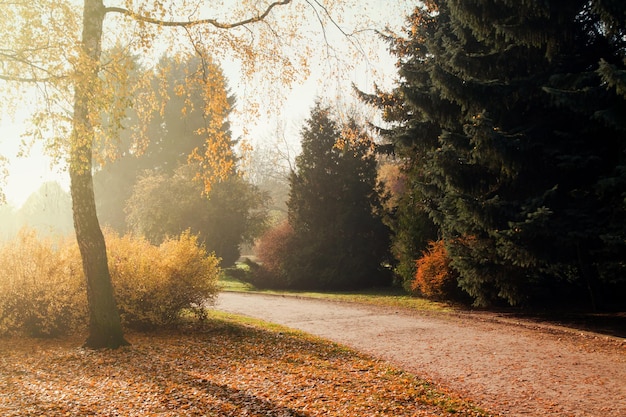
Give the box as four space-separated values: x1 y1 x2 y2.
220 264 454 313
219 272 256 291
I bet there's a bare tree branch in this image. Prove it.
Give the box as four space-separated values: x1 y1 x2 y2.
0 74 40 82
305 0 369 57
104 0 291 29
0 50 66 83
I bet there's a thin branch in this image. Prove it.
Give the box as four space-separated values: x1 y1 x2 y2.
104 0 291 29
0 49 67 83
306 0 333 59
306 0 368 57
0 52 50 74
0 73 64 83
302 0 375 76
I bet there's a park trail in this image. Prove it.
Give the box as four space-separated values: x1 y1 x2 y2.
214 292 626 417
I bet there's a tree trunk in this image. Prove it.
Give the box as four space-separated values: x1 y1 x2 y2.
71 0 128 349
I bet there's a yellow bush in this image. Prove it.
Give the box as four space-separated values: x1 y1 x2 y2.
0 229 86 337
107 230 220 330
0 228 220 336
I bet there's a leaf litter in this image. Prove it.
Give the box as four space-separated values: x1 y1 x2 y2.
0 317 496 416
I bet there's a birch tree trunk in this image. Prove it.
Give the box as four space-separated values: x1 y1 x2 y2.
70 0 127 349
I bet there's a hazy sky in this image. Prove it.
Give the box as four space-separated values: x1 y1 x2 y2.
0 1 413 208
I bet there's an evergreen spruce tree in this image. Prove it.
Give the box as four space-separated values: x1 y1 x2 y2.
357 6 450 291
365 1 626 307
286 103 391 290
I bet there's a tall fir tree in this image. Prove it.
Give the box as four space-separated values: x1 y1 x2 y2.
357 5 451 291
286 103 391 290
364 1 626 307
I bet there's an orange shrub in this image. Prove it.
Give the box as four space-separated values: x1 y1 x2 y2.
411 240 459 300
252 220 295 288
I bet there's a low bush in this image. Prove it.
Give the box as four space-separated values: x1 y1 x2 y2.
0 228 220 336
0 229 86 337
107 230 220 330
250 221 295 288
411 240 461 301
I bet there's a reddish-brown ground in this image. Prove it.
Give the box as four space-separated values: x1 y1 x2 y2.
215 292 626 417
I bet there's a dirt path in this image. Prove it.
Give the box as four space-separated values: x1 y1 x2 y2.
213 292 626 417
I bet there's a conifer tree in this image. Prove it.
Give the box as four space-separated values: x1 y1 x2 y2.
366 1 626 307
286 103 390 290
357 5 450 291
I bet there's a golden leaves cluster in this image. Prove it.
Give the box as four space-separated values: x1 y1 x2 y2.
1 0 80 167
334 124 376 154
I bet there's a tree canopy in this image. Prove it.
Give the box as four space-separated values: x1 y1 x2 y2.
126 164 269 267
364 0 626 308
94 53 235 232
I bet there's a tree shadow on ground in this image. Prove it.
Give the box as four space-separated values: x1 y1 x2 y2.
490 309 626 339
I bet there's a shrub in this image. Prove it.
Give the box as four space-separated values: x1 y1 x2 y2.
0 228 220 336
0 229 86 337
250 221 295 288
411 240 460 301
107 230 220 330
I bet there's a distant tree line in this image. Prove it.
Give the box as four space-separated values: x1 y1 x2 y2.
93 55 269 267
0 182 73 241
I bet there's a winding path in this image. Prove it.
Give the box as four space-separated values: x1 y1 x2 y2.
214 292 626 417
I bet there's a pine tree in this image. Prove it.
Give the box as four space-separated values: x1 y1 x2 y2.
286 103 391 290
366 1 626 307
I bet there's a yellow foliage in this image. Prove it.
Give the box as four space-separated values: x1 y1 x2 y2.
0 229 86 337
107 230 221 330
0 228 221 336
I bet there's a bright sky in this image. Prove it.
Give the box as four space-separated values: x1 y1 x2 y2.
1 116 70 208
0 1 413 209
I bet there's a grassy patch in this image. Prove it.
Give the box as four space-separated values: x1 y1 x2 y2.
0 315 496 416
273 288 454 312
220 267 453 313
219 272 255 292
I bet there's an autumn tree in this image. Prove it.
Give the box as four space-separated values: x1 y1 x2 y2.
126 164 269 267
286 103 391 290
364 1 626 307
94 54 234 233
1 0 400 348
